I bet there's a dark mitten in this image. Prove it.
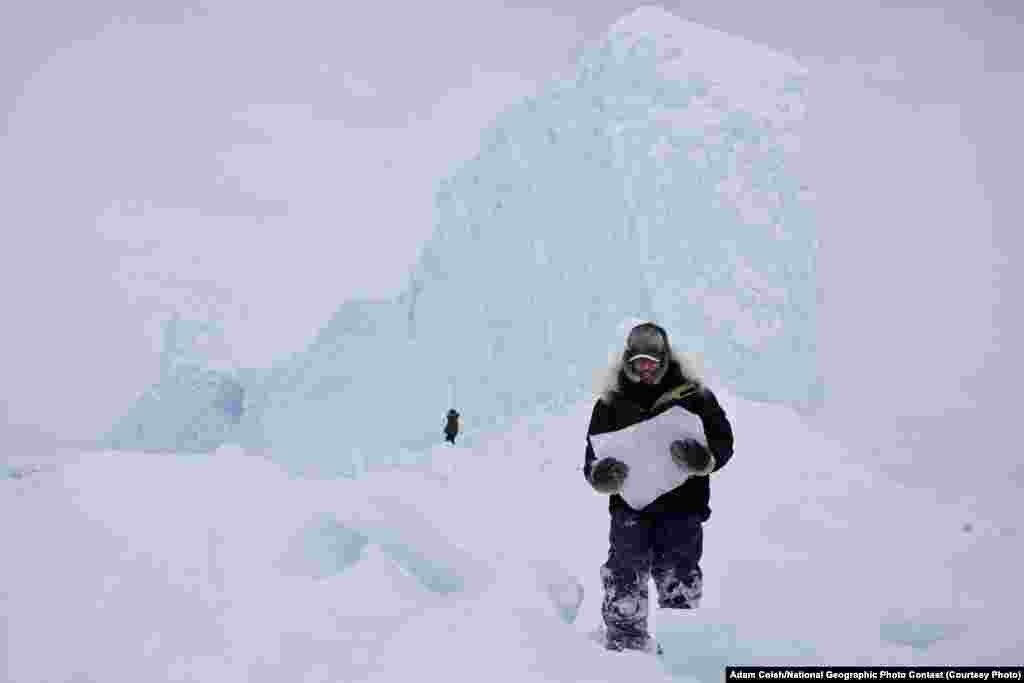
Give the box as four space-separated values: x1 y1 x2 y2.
590 458 629 494
670 439 715 475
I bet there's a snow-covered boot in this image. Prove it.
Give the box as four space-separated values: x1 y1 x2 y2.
596 625 663 655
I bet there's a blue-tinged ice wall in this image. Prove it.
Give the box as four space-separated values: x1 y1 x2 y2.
417 6 819 411
109 7 819 474
233 7 819 476
104 315 245 453
561 7 819 406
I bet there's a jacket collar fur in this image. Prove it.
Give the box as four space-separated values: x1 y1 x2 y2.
595 347 703 405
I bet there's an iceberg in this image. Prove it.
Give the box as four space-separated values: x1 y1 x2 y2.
112 7 819 475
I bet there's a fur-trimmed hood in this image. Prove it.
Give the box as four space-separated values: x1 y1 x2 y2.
594 347 704 404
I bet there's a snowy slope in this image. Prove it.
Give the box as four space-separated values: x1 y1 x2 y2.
5 389 1020 682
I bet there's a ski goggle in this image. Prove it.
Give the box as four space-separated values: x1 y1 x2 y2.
628 354 663 372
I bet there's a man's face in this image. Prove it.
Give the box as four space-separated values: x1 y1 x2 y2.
631 357 662 384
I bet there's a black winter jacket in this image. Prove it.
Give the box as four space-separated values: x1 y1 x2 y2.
444 412 459 437
583 359 734 520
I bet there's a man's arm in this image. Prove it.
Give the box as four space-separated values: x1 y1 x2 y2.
584 401 630 495
697 387 734 472
583 401 606 482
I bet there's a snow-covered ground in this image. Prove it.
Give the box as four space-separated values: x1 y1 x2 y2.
5 388 1020 682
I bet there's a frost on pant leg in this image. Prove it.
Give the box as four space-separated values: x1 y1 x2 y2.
600 565 650 643
653 565 702 608
652 515 704 609
601 505 653 645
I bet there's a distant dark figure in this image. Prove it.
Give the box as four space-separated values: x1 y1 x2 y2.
444 409 460 445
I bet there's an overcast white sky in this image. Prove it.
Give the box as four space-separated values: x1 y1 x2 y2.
2 1 1021 444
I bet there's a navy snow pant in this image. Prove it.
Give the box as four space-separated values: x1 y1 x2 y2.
601 504 703 644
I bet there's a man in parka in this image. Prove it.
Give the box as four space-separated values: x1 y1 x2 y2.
584 322 735 652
